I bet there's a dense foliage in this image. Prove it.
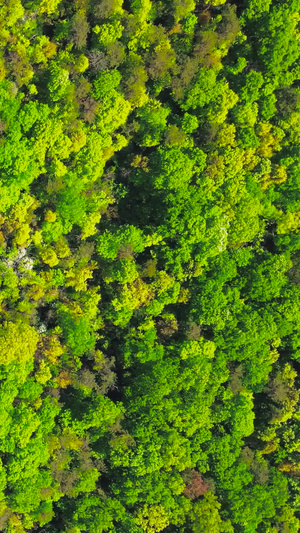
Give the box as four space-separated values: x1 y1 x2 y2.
1 0 300 531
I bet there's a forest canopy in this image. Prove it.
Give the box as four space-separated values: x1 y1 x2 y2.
0 0 300 531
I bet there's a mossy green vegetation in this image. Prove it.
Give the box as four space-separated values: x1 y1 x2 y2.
0 0 300 531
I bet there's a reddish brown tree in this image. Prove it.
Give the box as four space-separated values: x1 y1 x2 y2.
183 469 210 499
